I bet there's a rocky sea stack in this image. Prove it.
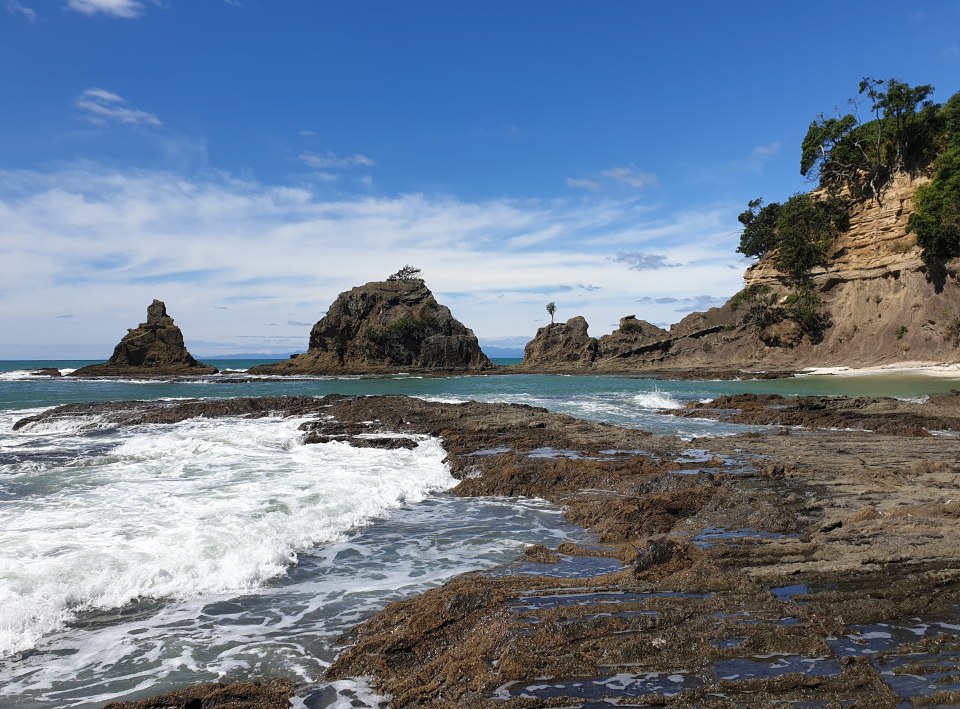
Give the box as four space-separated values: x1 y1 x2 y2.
70 300 217 377
251 275 493 375
520 316 598 369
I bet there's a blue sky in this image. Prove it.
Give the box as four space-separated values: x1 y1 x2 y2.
2 0 959 358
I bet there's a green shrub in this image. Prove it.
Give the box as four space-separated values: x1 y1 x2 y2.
782 286 831 343
730 284 771 311
773 194 848 282
908 146 960 270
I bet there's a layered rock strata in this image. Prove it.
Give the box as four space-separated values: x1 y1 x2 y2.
250 278 492 375
70 300 216 377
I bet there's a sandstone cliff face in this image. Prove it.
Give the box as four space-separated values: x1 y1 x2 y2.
521 172 960 372
737 172 960 367
520 316 598 369
71 300 217 377
251 279 492 375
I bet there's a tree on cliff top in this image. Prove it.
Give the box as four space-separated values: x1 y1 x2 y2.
546 302 556 324
801 77 937 203
387 265 423 281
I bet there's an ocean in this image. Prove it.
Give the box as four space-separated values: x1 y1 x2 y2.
2 360 959 707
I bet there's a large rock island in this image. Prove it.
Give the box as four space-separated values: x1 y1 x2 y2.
70 300 217 377
251 275 493 375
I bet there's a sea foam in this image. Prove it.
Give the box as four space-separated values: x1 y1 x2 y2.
632 390 683 410
0 415 455 657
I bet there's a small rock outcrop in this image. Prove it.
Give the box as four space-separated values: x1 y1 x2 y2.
519 316 598 369
70 300 217 377
593 316 671 365
251 278 492 375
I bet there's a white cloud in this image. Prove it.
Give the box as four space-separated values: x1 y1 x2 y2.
67 0 145 18
6 1 36 21
299 150 375 170
0 166 745 358
75 88 162 126
740 141 782 173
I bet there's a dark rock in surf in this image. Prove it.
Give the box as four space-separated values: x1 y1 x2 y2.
70 300 217 378
249 278 492 375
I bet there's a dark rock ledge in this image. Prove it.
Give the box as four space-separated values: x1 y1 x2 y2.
20 394 960 708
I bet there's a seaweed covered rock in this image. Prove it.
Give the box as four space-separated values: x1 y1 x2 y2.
251 278 492 375
70 300 216 377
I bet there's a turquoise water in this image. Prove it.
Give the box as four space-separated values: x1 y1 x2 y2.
2 359 958 414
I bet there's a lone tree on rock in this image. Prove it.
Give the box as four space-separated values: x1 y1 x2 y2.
388 265 423 281
546 301 556 324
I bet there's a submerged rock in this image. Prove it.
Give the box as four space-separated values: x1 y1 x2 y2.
70 300 217 377
101 678 293 709
250 277 492 375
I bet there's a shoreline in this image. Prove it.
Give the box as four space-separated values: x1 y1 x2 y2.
798 360 960 378
11 357 960 383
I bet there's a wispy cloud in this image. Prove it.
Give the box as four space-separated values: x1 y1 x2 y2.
739 141 782 173
299 150 374 170
556 283 602 292
600 166 658 189
75 88 162 126
565 177 601 191
568 165 658 191
610 252 680 270
0 165 745 357
67 0 146 18
637 294 728 311
6 0 36 21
